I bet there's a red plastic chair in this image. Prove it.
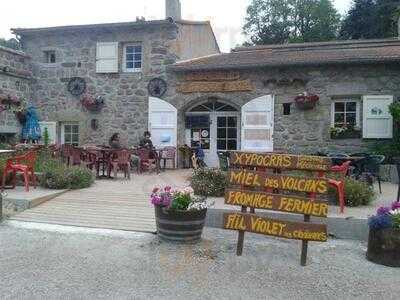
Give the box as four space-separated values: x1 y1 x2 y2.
1 151 37 192
160 146 176 170
82 150 98 171
328 161 351 214
137 148 159 174
108 150 131 179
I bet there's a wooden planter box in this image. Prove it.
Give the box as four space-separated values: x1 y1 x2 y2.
155 205 207 243
367 228 400 267
330 130 361 139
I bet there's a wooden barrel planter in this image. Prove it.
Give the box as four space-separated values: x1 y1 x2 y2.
155 205 207 243
367 228 400 267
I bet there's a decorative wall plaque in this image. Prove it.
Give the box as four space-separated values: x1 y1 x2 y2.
67 77 86 96
177 80 254 93
148 78 167 98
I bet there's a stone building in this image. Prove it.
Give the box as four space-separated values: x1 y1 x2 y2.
165 39 400 166
2 1 400 167
0 46 32 143
10 0 219 146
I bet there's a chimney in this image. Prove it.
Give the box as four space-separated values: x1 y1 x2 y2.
166 0 181 21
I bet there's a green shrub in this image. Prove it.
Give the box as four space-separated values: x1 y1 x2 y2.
190 168 227 197
40 162 94 190
329 177 376 207
67 166 95 189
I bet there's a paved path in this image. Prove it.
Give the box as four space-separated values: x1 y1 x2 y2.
1 222 399 299
9 170 191 233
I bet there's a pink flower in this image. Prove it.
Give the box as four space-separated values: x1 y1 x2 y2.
152 187 160 194
164 186 172 192
392 202 400 210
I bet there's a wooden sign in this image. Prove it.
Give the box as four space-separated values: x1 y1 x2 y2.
228 169 329 194
229 152 332 172
184 71 240 82
224 213 327 242
225 189 328 217
223 151 332 266
177 80 254 93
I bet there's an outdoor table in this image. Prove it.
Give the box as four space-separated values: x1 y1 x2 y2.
82 146 118 179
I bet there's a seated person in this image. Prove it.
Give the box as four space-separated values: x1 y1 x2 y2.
109 133 121 149
139 131 154 150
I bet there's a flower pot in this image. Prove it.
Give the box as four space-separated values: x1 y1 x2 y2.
154 205 207 243
295 101 316 110
366 228 400 267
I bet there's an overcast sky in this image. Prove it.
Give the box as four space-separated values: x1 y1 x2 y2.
0 0 351 52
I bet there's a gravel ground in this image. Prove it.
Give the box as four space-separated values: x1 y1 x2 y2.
0 222 399 300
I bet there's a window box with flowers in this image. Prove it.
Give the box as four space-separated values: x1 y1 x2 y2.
151 186 213 243
330 126 362 139
367 202 400 267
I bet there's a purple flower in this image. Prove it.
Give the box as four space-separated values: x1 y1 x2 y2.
377 206 391 216
368 214 392 230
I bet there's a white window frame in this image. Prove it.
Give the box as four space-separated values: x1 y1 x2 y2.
331 99 361 128
61 122 80 146
123 44 142 73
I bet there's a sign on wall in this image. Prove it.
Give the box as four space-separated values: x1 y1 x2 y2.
177 70 254 93
223 151 331 266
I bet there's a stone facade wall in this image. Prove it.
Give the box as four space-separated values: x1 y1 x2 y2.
0 46 32 141
165 63 400 154
20 24 179 146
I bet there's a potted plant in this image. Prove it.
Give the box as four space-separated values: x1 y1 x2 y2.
81 94 105 112
151 186 210 243
294 92 319 110
367 202 400 267
330 126 362 139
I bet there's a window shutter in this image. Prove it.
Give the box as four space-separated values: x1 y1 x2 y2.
96 42 119 73
241 95 274 151
363 95 393 139
39 122 57 145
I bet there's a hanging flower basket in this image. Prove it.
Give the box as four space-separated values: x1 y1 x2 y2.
294 93 319 110
81 95 105 112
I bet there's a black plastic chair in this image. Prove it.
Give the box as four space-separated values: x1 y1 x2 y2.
327 152 350 166
364 155 385 194
217 151 229 171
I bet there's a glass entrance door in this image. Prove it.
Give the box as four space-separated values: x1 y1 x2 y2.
217 116 238 151
206 113 239 167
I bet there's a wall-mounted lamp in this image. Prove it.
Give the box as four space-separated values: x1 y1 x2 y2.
91 119 99 130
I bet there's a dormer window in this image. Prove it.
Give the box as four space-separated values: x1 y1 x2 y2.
123 44 142 72
44 50 56 63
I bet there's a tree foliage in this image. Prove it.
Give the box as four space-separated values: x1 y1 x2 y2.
339 0 400 39
243 0 341 45
0 38 21 50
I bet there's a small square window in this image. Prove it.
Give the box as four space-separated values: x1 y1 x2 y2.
44 50 56 63
124 44 142 72
332 100 360 128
